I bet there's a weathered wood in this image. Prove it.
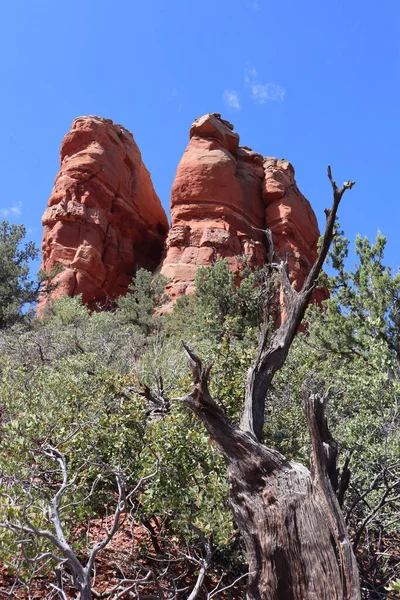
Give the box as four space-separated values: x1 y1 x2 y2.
182 169 360 599
183 347 360 599
241 168 355 442
228 457 359 600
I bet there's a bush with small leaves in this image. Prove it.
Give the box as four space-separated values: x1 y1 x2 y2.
0 221 39 328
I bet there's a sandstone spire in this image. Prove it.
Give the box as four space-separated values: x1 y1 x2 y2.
159 113 323 306
159 113 267 301
38 116 168 312
39 113 325 313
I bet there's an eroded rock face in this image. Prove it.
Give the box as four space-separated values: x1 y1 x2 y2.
159 114 267 301
38 116 168 312
263 158 320 291
262 157 329 312
39 112 326 314
159 113 324 306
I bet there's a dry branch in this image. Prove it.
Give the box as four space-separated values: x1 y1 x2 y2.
241 167 355 441
181 168 361 599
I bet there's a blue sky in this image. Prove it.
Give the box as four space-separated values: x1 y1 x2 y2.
1 0 399 274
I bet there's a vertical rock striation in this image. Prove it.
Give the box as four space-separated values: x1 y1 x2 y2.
38 116 168 312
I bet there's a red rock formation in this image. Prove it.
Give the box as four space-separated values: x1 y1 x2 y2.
159 114 267 301
263 158 319 290
38 116 168 312
159 113 325 307
39 112 326 314
262 157 329 312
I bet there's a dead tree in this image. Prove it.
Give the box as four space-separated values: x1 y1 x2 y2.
181 168 361 600
0 444 160 600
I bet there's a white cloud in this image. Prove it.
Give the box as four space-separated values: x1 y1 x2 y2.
245 68 285 103
223 89 241 110
250 82 286 103
1 202 22 217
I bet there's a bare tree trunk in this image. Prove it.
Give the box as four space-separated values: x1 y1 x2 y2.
180 169 360 599
78 585 92 600
228 460 357 600
182 348 360 599
230 393 359 599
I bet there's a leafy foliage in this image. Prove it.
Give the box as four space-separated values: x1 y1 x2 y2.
0 221 39 328
266 228 400 593
0 240 399 597
117 268 167 333
166 258 263 342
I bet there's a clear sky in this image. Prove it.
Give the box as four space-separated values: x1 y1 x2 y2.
1 0 399 273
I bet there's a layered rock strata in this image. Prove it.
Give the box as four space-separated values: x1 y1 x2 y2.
159 114 267 300
38 116 168 312
159 113 323 305
39 112 325 313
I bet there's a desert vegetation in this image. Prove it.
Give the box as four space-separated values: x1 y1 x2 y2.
0 175 399 599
